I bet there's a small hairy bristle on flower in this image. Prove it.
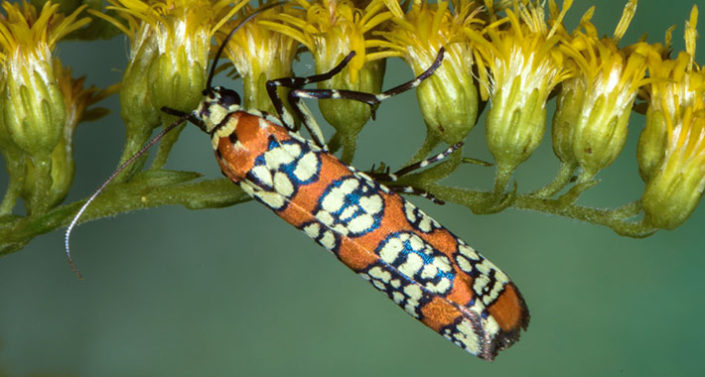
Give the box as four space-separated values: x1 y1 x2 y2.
92 0 246 42
684 5 699 71
375 0 483 71
0 1 90 61
468 0 572 101
612 0 637 41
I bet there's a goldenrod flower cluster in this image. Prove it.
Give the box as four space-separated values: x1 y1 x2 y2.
0 0 703 251
0 1 106 215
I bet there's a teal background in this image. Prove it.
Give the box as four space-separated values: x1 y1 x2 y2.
1 1 704 376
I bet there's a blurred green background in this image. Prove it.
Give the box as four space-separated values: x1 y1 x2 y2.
1 1 704 376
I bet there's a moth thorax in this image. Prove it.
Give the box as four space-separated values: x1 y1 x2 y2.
200 101 231 133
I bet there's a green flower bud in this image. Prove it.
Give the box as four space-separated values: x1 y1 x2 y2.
573 100 631 180
1 54 66 157
148 39 207 116
639 11 705 230
376 0 482 157
553 37 648 181
319 58 385 139
120 32 161 148
486 79 547 174
0 1 89 214
637 106 668 182
0 126 26 215
415 44 478 146
552 77 585 165
642 149 705 230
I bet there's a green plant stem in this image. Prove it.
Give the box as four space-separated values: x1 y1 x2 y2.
115 124 155 183
327 132 342 155
425 184 654 238
409 131 440 165
533 162 577 198
152 123 186 169
0 170 250 257
340 131 357 164
0 156 24 216
493 162 514 196
25 154 53 216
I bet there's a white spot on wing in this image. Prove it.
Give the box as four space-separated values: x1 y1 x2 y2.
294 152 318 182
273 171 294 197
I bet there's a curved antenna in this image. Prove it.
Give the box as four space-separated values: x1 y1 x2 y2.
65 113 190 279
205 1 285 89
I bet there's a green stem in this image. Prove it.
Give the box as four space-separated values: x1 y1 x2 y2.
493 162 515 196
409 131 440 165
0 171 250 257
152 123 186 169
327 132 342 154
340 131 358 164
115 123 155 183
425 184 654 238
0 154 25 216
533 162 577 198
25 154 53 216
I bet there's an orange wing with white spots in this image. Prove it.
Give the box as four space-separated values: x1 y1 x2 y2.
214 112 529 360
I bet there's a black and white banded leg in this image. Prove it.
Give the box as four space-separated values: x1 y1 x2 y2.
388 186 446 205
266 52 357 141
266 47 446 150
369 142 464 204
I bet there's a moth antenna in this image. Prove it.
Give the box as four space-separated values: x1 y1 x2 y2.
205 1 285 89
64 114 189 279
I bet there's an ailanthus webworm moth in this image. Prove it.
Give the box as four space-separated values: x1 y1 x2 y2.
66 4 529 361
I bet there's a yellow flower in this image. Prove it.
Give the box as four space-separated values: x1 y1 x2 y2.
264 0 390 162
552 0 649 182
376 0 483 154
639 5 705 230
468 0 573 189
0 1 90 156
266 0 390 81
0 1 90 215
218 3 300 113
92 0 246 170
